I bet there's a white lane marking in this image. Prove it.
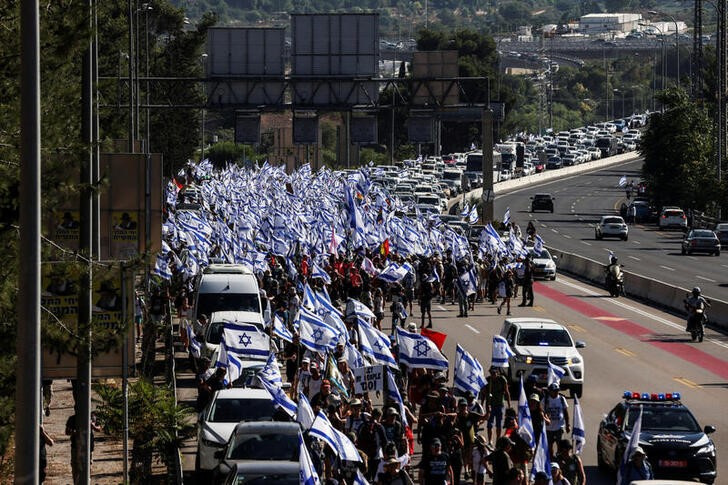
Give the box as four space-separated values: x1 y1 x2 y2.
696 275 717 283
558 279 728 350
551 229 559 233
541 223 548 228
660 265 675 271
632 240 641 244
437 305 448 312
687 256 697 261
581 241 592 246
628 256 641 261
603 247 612 252
563 234 572 239
722 264 728 269
465 324 480 334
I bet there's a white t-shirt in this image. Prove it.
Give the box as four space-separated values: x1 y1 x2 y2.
543 393 568 431
308 376 323 400
472 447 486 475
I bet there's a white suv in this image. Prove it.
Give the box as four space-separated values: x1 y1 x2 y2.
595 215 628 240
658 207 688 231
196 388 278 474
499 318 586 397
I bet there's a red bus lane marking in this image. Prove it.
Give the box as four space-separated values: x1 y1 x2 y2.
534 282 728 381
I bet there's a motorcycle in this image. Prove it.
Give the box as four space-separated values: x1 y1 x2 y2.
685 297 708 343
605 264 625 297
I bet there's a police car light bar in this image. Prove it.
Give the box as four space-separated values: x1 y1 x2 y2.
623 391 681 401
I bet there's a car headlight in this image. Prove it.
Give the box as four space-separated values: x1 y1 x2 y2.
569 357 581 364
696 442 715 455
514 355 532 364
201 437 225 448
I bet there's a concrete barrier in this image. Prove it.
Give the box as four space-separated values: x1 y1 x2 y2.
450 151 641 210
549 246 728 331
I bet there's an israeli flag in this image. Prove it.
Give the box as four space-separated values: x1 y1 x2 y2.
457 268 478 296
396 327 449 370
618 404 643 485
216 342 243 386
618 175 628 187
187 323 202 359
503 207 511 225
608 249 615 264
361 256 378 276
354 469 370 485
547 358 566 387
358 318 397 368
491 335 514 368
273 314 294 343
427 265 440 283
223 322 270 358
344 341 367 369
460 202 470 218
573 395 586 455
377 262 409 283
346 298 376 320
152 253 172 280
531 420 552 482
533 234 544 254
299 433 320 485
259 353 282 387
386 369 408 426
454 345 487 397
468 205 479 225
303 283 318 311
298 307 340 353
517 376 535 448
310 410 362 462
297 392 316 430
259 373 297 417
310 261 331 284
315 288 343 317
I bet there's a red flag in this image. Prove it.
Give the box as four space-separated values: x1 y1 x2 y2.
420 327 447 350
380 239 390 258
173 177 184 190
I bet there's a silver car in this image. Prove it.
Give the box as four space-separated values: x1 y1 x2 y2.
595 215 628 240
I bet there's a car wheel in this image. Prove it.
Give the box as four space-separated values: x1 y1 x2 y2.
716 250 721 256
596 232 602 240
550 274 557 281
194 452 200 473
596 439 610 472
682 247 686 255
550 208 554 213
687 250 692 255
622 235 628 241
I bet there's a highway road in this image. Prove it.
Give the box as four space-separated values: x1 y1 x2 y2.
429 272 728 485
493 158 728 303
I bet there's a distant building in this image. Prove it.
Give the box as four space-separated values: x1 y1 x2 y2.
579 13 642 34
643 21 688 36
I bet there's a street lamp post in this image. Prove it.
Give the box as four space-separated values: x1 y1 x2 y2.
200 53 207 161
649 11 680 85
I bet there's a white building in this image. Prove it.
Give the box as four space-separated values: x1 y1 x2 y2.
644 21 688 36
579 13 642 34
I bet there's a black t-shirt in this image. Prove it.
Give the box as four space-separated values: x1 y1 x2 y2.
487 449 513 485
419 452 451 485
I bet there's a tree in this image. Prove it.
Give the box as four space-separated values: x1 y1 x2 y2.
640 87 719 213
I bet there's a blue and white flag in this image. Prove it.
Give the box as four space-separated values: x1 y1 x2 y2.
454 345 487 397
186 323 202 359
310 261 331 284
297 392 316 430
460 202 470 218
547 358 566 387
618 404 643 485
216 342 243 386
457 268 478 296
259 374 297 417
608 249 615 264
222 322 270 358
533 234 544 254
358 318 397 368
396 327 449 370
259 353 282 387
315 288 343 317
310 411 362 462
491 335 514 368
273 314 294 343
299 432 320 485
531 420 552 481
427 264 440 283
346 298 376 320
517 376 535 448
618 175 628 187
361 256 378 276
298 306 340 353
386 368 408 426
572 395 586 454
354 469 370 485
377 262 409 283
503 207 511 225
152 253 172 280
468 205 479 225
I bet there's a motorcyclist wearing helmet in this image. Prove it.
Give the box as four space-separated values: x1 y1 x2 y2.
684 287 710 331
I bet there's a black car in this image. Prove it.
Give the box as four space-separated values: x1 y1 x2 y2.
681 229 721 256
597 391 717 484
546 156 563 170
715 223 728 247
530 193 555 213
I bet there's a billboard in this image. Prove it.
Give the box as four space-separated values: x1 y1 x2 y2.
206 27 286 107
408 116 434 143
350 116 378 144
412 51 459 106
291 14 379 106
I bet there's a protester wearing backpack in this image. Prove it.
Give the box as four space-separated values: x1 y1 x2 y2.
542 383 571 457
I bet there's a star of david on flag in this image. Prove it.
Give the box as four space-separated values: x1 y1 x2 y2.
396 327 448 370
222 321 270 358
454 345 487 397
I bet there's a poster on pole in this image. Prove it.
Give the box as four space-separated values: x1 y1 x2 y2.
353 365 384 394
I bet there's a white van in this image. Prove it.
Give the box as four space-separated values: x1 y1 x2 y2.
193 264 262 327
201 310 266 360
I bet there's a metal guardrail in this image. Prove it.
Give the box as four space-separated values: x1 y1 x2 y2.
164 304 184 485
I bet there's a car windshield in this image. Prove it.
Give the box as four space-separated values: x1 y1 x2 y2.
716 223 728 231
625 406 702 433
209 398 275 423
516 328 573 347
228 431 299 461
418 197 439 205
603 217 624 224
233 473 301 485
534 194 551 200
197 293 260 316
443 171 460 180
530 249 551 260
692 230 714 238
664 210 684 217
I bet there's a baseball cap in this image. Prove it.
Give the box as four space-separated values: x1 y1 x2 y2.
337 356 347 363
529 393 541 402
458 399 467 406
431 438 442 447
631 446 646 458
407 322 417 331
534 471 549 480
548 383 560 391
302 357 311 364
350 398 362 407
385 457 400 466
550 463 560 470
386 407 399 416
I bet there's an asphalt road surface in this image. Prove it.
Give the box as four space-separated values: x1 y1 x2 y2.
428 272 728 485
494 158 728 303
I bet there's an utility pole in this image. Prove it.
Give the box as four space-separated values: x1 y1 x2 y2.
16 0 41 480
693 0 704 97
481 109 494 222
128 0 135 152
